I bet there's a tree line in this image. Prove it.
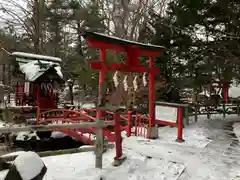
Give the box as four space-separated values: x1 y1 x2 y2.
0 0 240 103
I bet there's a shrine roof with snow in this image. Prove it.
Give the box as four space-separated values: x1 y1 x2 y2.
81 30 165 52
12 52 62 63
11 52 63 82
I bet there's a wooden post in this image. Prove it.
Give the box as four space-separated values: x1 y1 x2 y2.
16 82 19 105
237 104 240 116
183 106 189 127
8 64 11 104
63 104 67 119
67 79 74 105
207 105 210 119
95 48 106 169
223 103 226 118
194 104 198 122
148 56 156 139
21 83 24 106
95 116 104 169
2 64 5 85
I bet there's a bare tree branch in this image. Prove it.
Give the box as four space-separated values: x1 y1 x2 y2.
0 0 44 53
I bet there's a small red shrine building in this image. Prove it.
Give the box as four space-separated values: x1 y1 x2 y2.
11 52 64 110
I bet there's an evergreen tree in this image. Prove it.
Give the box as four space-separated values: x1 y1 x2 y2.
149 0 240 94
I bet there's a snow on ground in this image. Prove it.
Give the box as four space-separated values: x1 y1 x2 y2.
42 115 240 180
42 147 185 180
123 115 240 180
233 122 240 142
0 114 240 180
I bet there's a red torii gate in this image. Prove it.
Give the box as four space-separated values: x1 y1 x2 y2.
81 30 165 139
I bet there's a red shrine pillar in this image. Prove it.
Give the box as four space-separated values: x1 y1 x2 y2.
225 85 229 104
36 84 40 124
148 56 157 139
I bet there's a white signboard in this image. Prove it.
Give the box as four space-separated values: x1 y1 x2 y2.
155 105 178 123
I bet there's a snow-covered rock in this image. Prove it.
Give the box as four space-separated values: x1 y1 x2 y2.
16 132 40 141
0 170 8 180
4 152 47 180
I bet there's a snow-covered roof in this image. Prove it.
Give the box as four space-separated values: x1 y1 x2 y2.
20 60 63 81
12 52 62 63
81 30 165 51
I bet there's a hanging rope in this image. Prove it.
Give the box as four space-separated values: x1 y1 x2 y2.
123 75 128 91
113 71 119 88
133 76 138 91
143 72 147 87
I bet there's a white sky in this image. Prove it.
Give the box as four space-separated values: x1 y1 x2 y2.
0 0 27 28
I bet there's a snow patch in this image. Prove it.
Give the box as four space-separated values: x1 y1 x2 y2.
50 131 67 139
0 122 6 128
233 122 240 142
79 145 94 149
1 151 26 157
81 103 96 109
54 66 63 78
157 126 212 148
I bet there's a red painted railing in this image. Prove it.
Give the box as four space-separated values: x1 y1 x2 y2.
39 108 118 144
134 114 149 138
38 107 152 146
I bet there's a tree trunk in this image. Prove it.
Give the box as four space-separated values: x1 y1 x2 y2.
77 22 84 56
